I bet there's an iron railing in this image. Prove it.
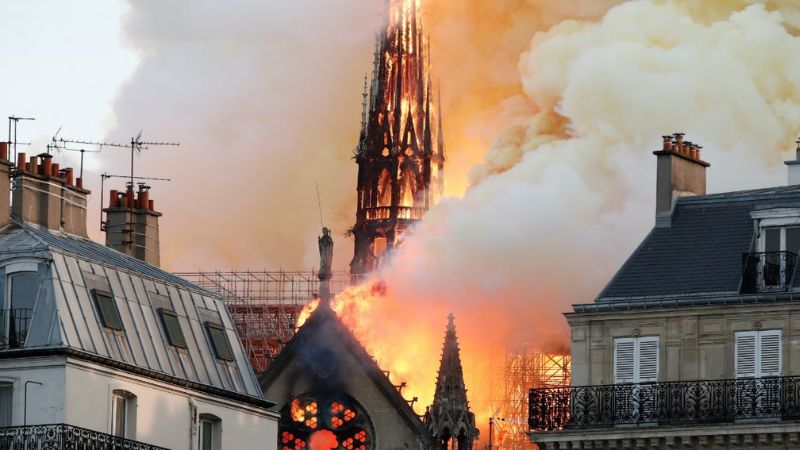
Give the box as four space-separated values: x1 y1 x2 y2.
741 251 798 293
529 376 800 432
0 423 170 449
0 309 32 350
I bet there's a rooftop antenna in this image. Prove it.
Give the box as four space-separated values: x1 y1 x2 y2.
129 131 180 188
99 173 171 232
315 182 325 228
8 116 35 162
52 136 128 181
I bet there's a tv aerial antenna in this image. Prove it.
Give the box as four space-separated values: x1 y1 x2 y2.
7 116 35 162
52 130 179 187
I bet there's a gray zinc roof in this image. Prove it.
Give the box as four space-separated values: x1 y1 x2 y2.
0 222 265 403
594 185 800 304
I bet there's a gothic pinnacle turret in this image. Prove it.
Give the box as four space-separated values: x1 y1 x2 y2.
424 314 479 449
350 0 446 278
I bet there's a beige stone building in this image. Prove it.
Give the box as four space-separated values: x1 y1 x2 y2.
530 135 800 449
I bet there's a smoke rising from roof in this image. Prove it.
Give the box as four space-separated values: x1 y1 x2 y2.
330 0 800 434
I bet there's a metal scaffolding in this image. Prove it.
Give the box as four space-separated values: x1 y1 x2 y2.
494 346 571 450
175 270 351 373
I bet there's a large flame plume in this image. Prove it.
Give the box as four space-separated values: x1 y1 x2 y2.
113 0 800 444
300 0 800 443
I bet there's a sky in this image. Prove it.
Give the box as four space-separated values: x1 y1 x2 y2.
0 0 138 239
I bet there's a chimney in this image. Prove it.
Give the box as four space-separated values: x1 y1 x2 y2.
103 184 162 267
10 152 90 236
654 133 710 227
785 138 800 185
0 143 13 229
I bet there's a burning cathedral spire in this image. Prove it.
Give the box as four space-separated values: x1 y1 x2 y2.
350 0 446 278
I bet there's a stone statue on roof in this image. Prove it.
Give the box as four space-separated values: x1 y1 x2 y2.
318 227 333 280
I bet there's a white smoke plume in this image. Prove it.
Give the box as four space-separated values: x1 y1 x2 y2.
333 0 800 436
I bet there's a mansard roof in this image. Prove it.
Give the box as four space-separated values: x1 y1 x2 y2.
582 185 800 312
0 221 268 406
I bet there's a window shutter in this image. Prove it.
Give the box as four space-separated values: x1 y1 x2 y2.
637 337 659 383
735 331 757 378
759 330 782 377
614 338 636 384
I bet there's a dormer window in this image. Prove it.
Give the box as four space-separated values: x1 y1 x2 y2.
92 290 124 331
4 264 40 349
204 322 234 362
743 209 800 293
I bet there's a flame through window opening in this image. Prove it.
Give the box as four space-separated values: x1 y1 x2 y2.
280 394 373 450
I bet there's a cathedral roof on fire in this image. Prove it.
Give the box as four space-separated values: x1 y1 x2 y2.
260 302 432 443
0 221 268 407
587 184 800 310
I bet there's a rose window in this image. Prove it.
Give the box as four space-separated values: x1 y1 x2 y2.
280 394 373 450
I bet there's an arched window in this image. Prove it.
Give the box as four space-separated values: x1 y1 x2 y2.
198 413 222 450
280 393 373 450
5 270 38 348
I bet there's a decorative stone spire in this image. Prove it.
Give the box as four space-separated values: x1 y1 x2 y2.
424 314 479 449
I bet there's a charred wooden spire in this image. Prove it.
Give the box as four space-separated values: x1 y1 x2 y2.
424 314 479 449
350 0 446 278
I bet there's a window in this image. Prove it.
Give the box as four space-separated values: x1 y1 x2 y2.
111 390 136 439
93 290 124 331
158 309 187 348
5 273 37 348
735 330 781 378
198 414 221 450
0 383 12 427
614 336 659 384
205 323 234 362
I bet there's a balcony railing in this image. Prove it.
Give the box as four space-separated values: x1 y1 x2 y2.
529 376 800 432
0 309 32 350
0 423 170 449
741 251 798 294
364 206 425 221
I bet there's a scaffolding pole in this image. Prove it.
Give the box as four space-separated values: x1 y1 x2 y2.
175 270 351 373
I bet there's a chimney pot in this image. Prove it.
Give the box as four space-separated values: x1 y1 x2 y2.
16 153 26 171
40 154 53 177
109 190 119 207
655 133 709 227
28 156 37 173
76 177 83 189
65 168 73 186
0 142 8 161
51 163 60 177
148 199 154 210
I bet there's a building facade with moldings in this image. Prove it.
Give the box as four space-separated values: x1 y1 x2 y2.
530 135 800 449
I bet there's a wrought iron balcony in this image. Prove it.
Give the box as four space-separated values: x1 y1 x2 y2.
741 251 798 294
529 376 800 432
0 423 169 449
0 309 32 350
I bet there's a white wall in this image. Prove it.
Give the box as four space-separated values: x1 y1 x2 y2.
0 356 67 426
0 355 278 450
63 359 278 450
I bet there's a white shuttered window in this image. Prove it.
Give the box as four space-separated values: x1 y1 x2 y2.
614 336 659 384
735 330 781 378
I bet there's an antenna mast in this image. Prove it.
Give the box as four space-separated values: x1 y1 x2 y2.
7 116 35 162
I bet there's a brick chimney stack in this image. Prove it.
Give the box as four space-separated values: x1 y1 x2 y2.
103 184 162 267
9 150 90 236
654 133 710 227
